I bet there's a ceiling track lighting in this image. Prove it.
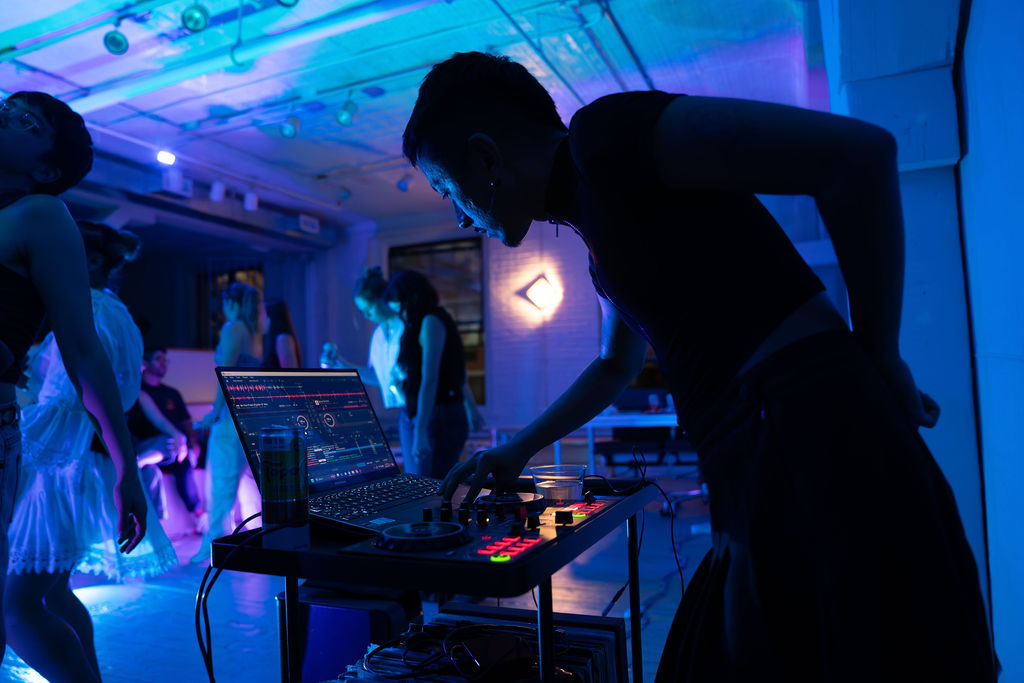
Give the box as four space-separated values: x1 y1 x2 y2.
182 4 210 33
103 20 129 55
335 97 358 126
280 115 301 138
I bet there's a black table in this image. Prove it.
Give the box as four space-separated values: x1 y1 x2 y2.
212 483 658 682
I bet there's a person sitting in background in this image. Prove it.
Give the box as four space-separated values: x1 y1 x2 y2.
263 299 302 368
126 346 204 529
384 270 470 477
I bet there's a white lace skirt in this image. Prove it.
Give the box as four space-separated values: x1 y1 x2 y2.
8 450 178 580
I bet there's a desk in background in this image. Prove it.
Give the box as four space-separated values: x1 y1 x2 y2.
491 411 681 473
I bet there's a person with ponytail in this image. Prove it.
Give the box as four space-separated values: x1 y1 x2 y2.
384 270 470 477
0 92 148 668
190 282 263 564
5 222 176 683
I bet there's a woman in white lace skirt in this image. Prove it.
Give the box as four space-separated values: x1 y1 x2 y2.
5 222 177 682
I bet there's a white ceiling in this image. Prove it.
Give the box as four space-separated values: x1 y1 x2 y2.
0 0 827 241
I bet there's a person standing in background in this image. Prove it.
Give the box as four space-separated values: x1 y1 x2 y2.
353 266 406 413
384 270 469 478
262 299 302 369
191 282 263 564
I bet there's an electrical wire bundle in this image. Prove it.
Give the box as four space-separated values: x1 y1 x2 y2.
581 446 687 618
194 513 307 683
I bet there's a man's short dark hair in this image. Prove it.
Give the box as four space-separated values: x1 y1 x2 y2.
143 346 167 363
9 91 93 196
402 52 566 167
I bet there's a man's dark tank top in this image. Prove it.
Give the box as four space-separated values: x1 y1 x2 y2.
543 91 824 431
401 306 466 419
0 193 46 384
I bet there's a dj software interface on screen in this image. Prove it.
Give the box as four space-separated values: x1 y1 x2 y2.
221 371 395 488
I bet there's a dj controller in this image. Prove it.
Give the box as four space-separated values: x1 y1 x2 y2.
343 490 629 566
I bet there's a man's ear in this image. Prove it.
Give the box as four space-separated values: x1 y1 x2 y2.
30 164 61 186
466 133 503 178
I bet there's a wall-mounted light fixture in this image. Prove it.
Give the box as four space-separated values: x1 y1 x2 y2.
335 98 358 126
519 274 561 312
156 150 176 165
396 173 413 192
182 4 210 33
280 116 301 138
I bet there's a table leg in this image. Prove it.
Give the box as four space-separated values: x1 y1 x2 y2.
285 574 301 683
587 427 596 475
627 514 643 683
537 578 555 682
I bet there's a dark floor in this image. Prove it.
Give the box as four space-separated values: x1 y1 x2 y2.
1 466 709 683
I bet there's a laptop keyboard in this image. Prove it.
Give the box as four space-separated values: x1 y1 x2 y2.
311 474 441 520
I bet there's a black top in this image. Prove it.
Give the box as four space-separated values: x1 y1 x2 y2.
126 382 191 443
0 194 46 384
401 306 466 419
544 91 823 429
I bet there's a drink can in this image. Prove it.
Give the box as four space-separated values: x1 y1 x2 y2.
258 426 308 526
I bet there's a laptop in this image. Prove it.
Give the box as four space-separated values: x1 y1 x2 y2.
216 367 457 535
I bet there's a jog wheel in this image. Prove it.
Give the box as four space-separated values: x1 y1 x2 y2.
373 521 470 552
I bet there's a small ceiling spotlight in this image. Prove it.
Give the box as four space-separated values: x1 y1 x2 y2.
335 98 358 126
396 173 413 192
181 4 210 33
280 116 301 138
209 180 226 202
103 28 129 55
156 150 176 165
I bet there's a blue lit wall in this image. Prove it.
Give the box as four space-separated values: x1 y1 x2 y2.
961 0 1024 678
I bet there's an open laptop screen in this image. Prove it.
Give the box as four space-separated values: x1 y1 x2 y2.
217 368 399 492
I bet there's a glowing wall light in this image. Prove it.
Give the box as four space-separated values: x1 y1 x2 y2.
521 274 561 311
396 173 413 192
156 150 176 165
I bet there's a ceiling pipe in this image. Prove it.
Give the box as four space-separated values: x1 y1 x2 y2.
595 0 655 90
489 0 585 106
0 0 175 63
69 0 448 114
570 2 628 92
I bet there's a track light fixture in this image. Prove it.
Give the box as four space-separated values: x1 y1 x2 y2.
103 26 129 55
335 98 358 126
182 4 210 33
280 116 301 138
